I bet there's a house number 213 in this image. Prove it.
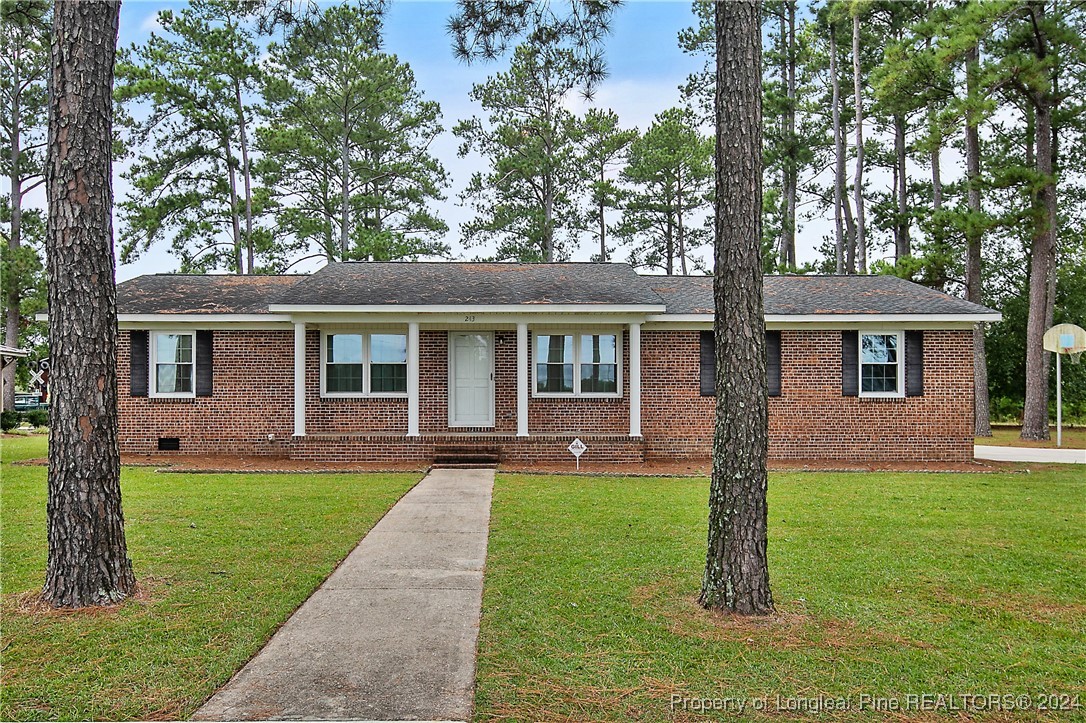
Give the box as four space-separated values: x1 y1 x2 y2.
464 315 476 322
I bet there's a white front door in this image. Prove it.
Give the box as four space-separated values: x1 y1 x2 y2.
449 332 494 427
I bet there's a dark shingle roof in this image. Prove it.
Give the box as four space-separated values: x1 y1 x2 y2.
275 262 665 307
650 274 995 316
117 274 304 314
116 264 997 317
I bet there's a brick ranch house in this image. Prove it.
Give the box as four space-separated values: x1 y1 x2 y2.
112 262 1000 463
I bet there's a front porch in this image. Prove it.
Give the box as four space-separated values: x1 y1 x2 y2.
288 432 647 464
288 317 650 443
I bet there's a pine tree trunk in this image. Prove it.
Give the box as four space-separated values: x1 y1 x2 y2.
964 44 990 438
677 173 688 275
598 164 607 262
829 23 845 274
782 0 797 268
701 0 772 617
894 112 909 260
224 135 243 274
235 81 255 275
851 13 866 273
842 191 857 274
543 177 554 263
4 71 21 410
42 0 135 609
1021 99 1054 441
340 122 350 261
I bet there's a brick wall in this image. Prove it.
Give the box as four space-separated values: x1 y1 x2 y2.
118 329 294 455
117 326 975 462
641 328 974 462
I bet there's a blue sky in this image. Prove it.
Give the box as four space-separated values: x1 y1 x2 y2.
107 1 820 280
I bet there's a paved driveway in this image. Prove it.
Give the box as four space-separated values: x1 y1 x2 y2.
193 467 495 722
975 445 1086 464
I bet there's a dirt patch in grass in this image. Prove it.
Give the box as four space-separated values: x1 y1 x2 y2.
2 576 171 616
631 579 932 653
927 586 1086 623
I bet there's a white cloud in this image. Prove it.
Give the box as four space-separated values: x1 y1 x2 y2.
139 11 162 34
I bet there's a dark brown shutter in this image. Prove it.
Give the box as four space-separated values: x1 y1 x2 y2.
130 330 148 397
766 330 782 397
699 330 715 396
905 330 924 397
841 330 859 397
196 330 213 397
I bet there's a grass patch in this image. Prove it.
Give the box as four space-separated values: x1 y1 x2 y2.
979 425 1086 449
475 469 1086 721
0 435 420 721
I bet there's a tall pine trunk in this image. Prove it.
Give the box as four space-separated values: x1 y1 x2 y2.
851 12 866 273
4 60 22 411
894 112 909 260
781 0 797 269
701 0 772 616
964 44 991 438
1021 3 1057 442
235 81 255 274
829 23 845 274
1021 99 1055 440
43 0 135 609
224 135 243 274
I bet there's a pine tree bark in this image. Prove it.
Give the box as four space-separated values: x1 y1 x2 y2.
894 112 909 260
1021 99 1054 440
4 73 22 410
42 0 135 609
851 12 866 273
829 22 845 274
700 0 772 617
964 44 990 438
782 0 797 269
1021 2 1056 442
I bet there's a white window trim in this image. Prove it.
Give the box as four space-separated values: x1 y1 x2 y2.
149 330 196 399
320 330 409 399
858 330 905 399
531 329 623 399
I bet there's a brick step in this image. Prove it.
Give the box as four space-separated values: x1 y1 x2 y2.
433 444 502 466
431 462 500 469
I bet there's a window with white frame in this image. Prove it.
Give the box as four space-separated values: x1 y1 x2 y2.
322 332 407 397
860 332 903 397
151 332 195 397
534 332 620 397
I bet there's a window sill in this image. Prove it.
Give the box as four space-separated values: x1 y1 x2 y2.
147 396 196 403
320 393 409 400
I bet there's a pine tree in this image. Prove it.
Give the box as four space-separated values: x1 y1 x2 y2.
260 4 449 264
573 108 636 262
115 0 265 273
454 42 584 262
616 107 712 275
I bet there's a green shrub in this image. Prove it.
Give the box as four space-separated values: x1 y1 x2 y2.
24 408 48 428
1 411 21 432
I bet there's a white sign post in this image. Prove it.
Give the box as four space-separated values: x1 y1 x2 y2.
568 437 587 470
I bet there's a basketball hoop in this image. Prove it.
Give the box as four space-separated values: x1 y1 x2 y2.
1043 323 1086 448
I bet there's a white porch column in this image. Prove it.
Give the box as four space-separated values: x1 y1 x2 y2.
517 322 529 437
407 321 420 437
629 321 642 438
293 321 306 437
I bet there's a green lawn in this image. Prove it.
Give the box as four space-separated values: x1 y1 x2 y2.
0 435 420 721
475 470 1086 721
980 425 1086 449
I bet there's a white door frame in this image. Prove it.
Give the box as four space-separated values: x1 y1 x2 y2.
447 331 495 428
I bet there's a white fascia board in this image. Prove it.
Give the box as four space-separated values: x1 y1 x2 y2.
269 303 667 315
644 312 1002 325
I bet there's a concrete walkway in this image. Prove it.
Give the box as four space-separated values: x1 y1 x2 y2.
193 468 495 722
975 445 1086 464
